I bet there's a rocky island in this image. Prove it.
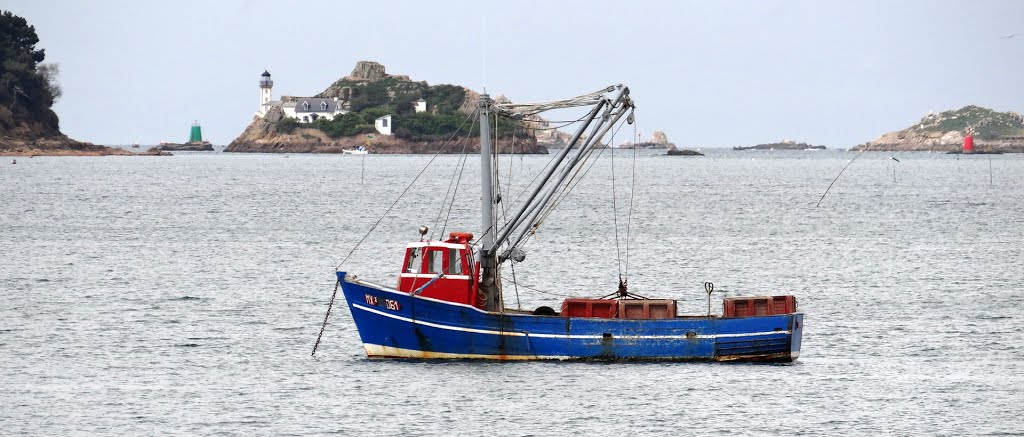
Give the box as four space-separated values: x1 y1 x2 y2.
618 130 702 155
666 146 704 156
158 122 214 151
853 105 1024 152
0 11 132 156
226 61 546 154
620 130 675 149
734 140 826 151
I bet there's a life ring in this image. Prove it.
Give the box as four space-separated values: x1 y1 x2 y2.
448 232 474 243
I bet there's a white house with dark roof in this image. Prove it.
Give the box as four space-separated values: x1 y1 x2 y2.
375 114 392 135
415 98 427 113
282 98 346 123
256 70 347 123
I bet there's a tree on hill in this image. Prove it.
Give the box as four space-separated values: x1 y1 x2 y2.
303 63 528 141
916 105 1024 140
0 10 63 138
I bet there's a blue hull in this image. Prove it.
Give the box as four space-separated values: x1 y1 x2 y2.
337 272 803 362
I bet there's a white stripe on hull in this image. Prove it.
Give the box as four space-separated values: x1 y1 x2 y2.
353 302 792 340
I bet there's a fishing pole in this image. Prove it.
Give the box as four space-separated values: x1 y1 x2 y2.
891 156 900 183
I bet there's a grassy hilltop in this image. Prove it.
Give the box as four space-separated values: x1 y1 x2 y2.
854 105 1024 152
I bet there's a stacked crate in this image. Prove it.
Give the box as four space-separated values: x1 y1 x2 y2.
618 300 677 319
723 296 797 317
561 299 618 318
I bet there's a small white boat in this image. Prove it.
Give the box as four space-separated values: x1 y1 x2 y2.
342 146 368 155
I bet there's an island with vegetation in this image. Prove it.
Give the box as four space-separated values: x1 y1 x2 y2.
0 11 137 156
226 61 547 154
853 105 1024 152
733 140 826 151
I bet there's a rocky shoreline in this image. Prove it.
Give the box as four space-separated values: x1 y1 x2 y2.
159 141 214 152
225 116 547 154
852 106 1024 152
852 134 1024 153
0 135 137 156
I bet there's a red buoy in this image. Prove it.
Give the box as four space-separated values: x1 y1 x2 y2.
963 132 975 154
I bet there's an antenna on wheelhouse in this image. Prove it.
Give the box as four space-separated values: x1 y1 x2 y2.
481 14 487 95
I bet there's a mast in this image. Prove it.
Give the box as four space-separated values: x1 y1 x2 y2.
478 94 500 311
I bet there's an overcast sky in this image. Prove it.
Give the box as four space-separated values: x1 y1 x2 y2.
6 0 1023 147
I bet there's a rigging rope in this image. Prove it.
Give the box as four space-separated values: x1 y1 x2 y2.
610 122 622 280
536 116 630 228
498 274 578 298
439 143 472 238
523 113 593 131
334 109 477 270
491 111 500 237
492 86 615 117
431 117 477 240
506 119 516 213
469 135 565 248
510 261 522 310
521 116 630 250
624 119 638 280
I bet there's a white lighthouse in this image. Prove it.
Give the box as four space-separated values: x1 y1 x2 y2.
257 70 273 117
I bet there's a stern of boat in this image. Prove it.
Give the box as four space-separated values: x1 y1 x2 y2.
790 312 803 361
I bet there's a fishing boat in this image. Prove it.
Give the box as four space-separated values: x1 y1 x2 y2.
342 146 368 155
323 85 803 362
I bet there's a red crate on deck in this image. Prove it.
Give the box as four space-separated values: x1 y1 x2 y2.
723 296 797 317
561 299 618 318
618 299 677 319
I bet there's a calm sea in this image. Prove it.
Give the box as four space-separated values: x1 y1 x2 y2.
1 149 1021 435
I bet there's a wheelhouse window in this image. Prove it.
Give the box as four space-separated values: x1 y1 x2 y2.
406 247 423 273
425 249 444 274
446 248 463 275
465 250 475 273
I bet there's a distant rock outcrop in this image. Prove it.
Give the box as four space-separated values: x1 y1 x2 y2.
651 131 669 145
621 130 676 150
526 114 575 148
666 146 704 156
345 61 387 82
853 105 1024 152
142 147 173 156
734 140 825 151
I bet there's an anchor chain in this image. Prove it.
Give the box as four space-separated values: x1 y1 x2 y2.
311 280 340 356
